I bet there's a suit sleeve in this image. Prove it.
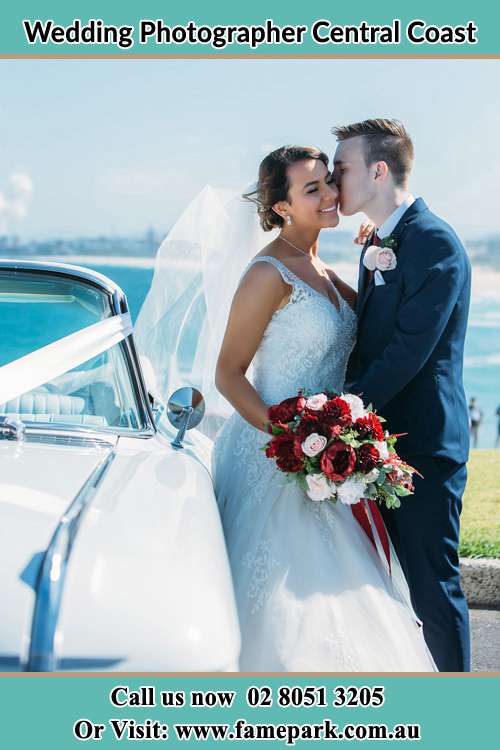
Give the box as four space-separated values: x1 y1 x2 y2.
351 236 467 411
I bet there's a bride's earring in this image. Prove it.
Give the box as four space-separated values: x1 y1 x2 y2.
286 216 292 226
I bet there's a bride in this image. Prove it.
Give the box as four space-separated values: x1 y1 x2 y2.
211 145 436 671
135 144 436 671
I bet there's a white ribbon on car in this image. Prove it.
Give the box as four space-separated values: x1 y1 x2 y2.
0 313 133 407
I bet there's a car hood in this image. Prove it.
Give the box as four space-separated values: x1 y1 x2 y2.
57 432 239 671
0 436 115 669
0 429 240 672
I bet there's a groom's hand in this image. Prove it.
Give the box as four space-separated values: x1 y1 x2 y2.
354 220 375 245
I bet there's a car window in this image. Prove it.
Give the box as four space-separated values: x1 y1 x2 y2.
0 270 145 431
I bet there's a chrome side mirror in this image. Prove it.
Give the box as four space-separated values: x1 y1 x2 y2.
167 387 205 449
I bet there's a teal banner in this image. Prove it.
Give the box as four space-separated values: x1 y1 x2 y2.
0 0 497 55
0 675 498 747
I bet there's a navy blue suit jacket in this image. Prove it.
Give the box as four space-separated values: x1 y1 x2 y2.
347 198 471 463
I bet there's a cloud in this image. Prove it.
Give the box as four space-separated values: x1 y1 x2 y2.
0 172 34 230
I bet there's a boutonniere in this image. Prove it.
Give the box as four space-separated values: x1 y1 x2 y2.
363 234 399 272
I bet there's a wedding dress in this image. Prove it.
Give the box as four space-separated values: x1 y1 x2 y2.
212 255 437 671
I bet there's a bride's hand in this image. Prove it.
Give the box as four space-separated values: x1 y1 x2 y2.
354 220 375 245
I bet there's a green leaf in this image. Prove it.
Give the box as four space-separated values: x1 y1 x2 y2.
339 434 361 448
270 424 286 435
394 486 412 497
363 484 378 499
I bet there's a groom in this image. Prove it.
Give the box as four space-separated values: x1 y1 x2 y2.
333 119 471 672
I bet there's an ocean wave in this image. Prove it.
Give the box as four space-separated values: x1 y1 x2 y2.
469 318 500 329
464 352 500 367
471 265 500 301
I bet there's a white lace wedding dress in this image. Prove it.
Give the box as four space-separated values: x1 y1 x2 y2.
212 256 437 671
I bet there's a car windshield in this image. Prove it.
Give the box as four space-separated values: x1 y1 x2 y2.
0 269 146 432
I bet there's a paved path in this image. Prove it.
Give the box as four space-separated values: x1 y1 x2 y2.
470 608 500 672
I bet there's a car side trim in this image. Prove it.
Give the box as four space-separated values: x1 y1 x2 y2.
25 447 116 671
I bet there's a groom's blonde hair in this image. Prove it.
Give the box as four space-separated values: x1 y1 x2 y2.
332 119 414 187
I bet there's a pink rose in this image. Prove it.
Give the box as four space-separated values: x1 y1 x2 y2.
305 393 328 411
375 248 397 271
363 244 398 272
301 432 328 457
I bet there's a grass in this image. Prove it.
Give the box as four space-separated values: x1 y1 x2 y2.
460 450 500 559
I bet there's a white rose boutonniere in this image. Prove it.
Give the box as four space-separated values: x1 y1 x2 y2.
363 235 399 272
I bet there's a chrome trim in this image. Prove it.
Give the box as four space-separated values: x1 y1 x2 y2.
1 654 125 671
0 260 157 436
16 422 154 441
26 433 116 450
26 447 116 671
0 258 126 299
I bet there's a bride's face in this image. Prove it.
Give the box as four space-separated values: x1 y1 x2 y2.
280 159 339 231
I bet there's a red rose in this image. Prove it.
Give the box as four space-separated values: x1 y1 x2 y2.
322 397 352 427
268 394 306 424
295 412 327 439
266 433 304 473
357 443 380 473
320 440 356 481
355 413 384 441
319 419 344 439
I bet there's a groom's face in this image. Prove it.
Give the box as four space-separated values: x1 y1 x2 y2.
333 136 376 216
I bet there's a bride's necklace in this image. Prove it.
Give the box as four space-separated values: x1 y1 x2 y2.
279 234 330 279
279 234 311 257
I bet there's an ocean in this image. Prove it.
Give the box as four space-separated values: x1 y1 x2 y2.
6 253 497 449
77 255 499 450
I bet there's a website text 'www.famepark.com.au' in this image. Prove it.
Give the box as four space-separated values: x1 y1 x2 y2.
74 717 421 743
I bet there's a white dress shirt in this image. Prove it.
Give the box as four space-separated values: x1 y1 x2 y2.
377 195 416 239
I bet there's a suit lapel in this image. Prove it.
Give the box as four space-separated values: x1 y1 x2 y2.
356 198 429 322
357 268 375 320
389 197 428 243
356 232 375 317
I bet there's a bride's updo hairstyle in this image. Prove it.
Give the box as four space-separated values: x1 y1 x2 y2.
244 145 329 231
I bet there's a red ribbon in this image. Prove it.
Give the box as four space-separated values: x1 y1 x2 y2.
351 499 391 573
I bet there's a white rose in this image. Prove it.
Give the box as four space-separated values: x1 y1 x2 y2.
305 473 333 502
305 393 328 411
340 393 367 421
374 440 390 460
301 433 328 457
364 468 380 483
336 474 367 505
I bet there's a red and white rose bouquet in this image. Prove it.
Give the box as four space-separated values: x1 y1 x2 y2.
264 390 417 508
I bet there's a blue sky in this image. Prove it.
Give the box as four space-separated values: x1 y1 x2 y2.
1 58 499 239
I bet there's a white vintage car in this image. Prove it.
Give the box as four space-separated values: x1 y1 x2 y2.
0 259 240 672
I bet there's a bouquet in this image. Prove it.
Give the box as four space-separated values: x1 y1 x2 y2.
264 390 417 508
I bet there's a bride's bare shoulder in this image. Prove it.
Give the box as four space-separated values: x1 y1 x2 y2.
254 237 283 260
238 253 287 291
